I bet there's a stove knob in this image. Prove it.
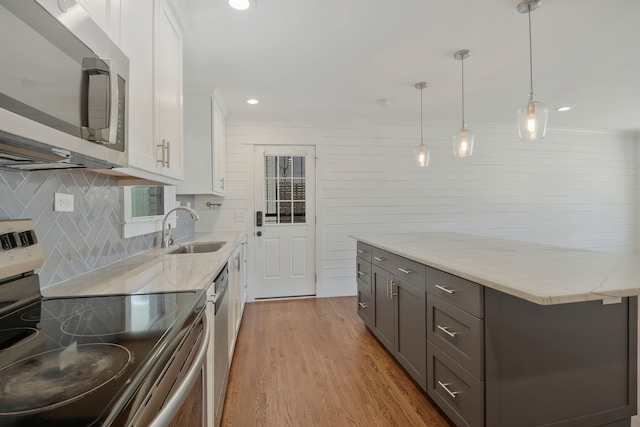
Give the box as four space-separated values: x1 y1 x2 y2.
0 232 18 250
18 230 38 246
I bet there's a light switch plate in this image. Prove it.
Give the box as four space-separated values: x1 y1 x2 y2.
235 211 245 222
54 193 74 212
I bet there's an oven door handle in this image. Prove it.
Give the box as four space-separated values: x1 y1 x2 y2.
148 312 210 427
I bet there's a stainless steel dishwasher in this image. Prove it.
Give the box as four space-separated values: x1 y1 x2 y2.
207 264 229 427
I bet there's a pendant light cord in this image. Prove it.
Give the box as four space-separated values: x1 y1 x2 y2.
461 55 465 128
420 86 423 142
528 5 534 96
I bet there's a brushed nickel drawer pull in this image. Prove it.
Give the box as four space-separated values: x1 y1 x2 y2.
397 267 414 274
357 249 366 254
386 278 391 298
437 325 458 338
374 256 386 262
435 284 455 294
438 381 460 399
357 271 368 277
358 302 368 309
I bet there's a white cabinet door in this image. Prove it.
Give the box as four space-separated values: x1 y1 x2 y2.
37 0 121 45
212 101 226 195
154 0 184 180
177 94 226 195
76 0 122 44
178 95 214 194
117 0 185 184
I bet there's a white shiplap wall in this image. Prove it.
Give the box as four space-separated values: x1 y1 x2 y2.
193 120 637 300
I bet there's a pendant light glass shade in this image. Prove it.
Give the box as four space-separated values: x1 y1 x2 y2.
416 141 430 167
517 0 547 140
415 82 430 168
452 50 474 158
452 128 474 157
517 95 549 140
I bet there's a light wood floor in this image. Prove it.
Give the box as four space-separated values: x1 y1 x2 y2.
220 296 454 427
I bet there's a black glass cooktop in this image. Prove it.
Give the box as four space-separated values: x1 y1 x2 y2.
0 291 205 427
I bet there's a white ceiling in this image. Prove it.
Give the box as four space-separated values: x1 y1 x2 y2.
182 0 640 133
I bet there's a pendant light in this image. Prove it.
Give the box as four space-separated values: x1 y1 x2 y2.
415 82 430 168
517 0 548 140
452 50 474 157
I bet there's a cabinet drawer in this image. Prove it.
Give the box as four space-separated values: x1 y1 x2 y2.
393 255 426 290
426 267 484 318
356 242 372 263
357 289 374 328
356 258 371 287
428 295 484 379
371 248 426 289
427 341 484 427
371 247 394 271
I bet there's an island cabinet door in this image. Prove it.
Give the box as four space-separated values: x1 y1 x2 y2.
371 265 394 353
485 289 638 427
393 277 427 391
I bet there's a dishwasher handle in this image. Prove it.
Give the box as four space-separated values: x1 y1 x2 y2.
148 312 210 427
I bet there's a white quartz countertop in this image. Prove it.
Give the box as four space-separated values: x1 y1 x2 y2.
350 232 640 305
42 231 247 297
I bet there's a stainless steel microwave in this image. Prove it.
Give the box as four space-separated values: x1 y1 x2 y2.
0 0 128 170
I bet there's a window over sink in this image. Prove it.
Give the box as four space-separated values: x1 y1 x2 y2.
122 185 176 238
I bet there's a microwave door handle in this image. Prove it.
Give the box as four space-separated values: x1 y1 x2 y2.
81 58 116 144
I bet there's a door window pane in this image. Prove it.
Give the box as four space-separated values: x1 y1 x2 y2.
293 202 306 223
279 202 292 223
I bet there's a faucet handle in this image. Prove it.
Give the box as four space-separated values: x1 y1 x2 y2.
164 223 175 247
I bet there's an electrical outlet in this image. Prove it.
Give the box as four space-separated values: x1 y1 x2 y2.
54 193 74 212
235 211 245 222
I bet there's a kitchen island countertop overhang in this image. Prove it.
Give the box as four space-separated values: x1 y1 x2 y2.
350 232 640 305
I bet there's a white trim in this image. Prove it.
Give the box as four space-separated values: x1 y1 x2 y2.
122 186 176 238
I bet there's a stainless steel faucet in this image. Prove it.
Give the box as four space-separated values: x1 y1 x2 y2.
161 206 200 248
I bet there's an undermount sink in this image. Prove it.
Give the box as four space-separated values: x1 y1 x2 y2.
166 241 226 254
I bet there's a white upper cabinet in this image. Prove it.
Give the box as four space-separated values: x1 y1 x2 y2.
177 93 226 196
74 0 122 44
117 0 187 185
37 0 122 45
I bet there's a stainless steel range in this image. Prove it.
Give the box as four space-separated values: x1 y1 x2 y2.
0 219 208 427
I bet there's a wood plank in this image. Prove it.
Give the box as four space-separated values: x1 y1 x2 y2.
221 296 453 427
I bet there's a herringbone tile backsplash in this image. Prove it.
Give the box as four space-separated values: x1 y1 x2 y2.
0 170 195 289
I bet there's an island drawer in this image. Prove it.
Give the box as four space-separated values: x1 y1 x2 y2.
356 257 371 287
427 340 484 427
371 246 394 271
357 242 372 263
428 294 484 379
426 267 484 318
370 247 426 290
357 289 374 328
393 255 426 290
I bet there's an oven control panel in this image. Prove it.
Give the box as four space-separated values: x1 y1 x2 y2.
0 219 44 281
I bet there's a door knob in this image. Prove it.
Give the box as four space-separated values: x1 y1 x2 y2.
257 231 262 237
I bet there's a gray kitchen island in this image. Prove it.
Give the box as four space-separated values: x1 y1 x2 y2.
351 232 639 427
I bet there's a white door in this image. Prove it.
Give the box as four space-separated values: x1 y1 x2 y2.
254 146 316 298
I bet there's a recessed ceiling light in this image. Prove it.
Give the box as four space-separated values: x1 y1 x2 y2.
229 0 256 11
555 106 572 112
246 99 259 105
